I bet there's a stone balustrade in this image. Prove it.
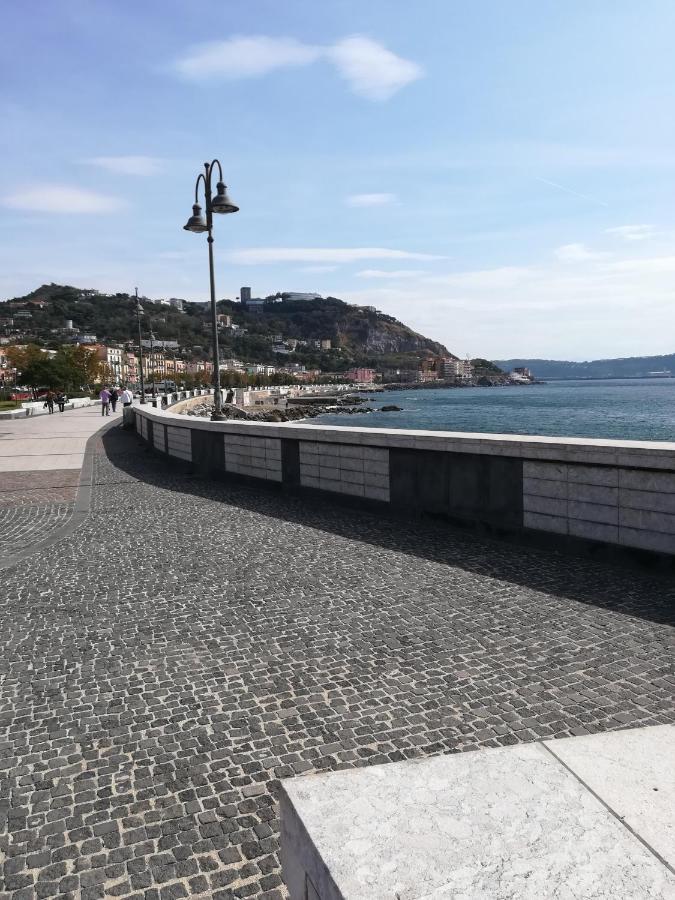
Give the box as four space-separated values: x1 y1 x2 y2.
131 403 675 565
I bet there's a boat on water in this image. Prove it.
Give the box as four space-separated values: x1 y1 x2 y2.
647 370 673 378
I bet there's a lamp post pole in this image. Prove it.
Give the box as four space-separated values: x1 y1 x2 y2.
183 159 238 421
135 288 146 403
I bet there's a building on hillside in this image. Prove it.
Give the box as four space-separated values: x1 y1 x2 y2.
240 287 251 305
217 314 232 328
246 299 266 311
95 345 125 383
14 310 33 319
221 357 244 370
168 298 184 311
513 366 533 380
441 357 473 380
72 334 97 345
283 292 322 301
125 351 139 384
140 339 179 350
345 367 376 383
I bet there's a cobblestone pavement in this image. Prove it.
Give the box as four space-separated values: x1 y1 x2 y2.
1 427 673 899
0 471 79 558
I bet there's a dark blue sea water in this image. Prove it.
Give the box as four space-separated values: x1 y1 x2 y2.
314 379 675 442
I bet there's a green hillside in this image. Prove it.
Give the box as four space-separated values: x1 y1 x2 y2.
1 284 451 372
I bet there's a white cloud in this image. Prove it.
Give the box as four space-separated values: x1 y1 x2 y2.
298 265 339 273
605 224 655 241
357 268 429 278
228 247 444 264
174 36 321 80
2 185 127 214
83 155 164 176
346 192 397 207
173 34 422 100
554 243 608 262
327 36 423 100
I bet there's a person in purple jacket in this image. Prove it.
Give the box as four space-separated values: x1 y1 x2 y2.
100 386 111 416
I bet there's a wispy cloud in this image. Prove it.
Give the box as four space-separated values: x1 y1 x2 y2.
83 155 164 176
2 185 127 214
535 176 609 207
357 268 429 278
229 247 444 264
554 243 608 263
173 34 422 101
605 224 654 241
327 36 423 101
298 265 339 273
174 36 320 80
346 192 397 207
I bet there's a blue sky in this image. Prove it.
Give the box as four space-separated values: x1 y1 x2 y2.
2 0 675 360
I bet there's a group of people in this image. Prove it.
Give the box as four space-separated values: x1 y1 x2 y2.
99 385 133 416
42 390 67 414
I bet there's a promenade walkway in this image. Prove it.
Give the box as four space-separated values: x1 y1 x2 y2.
0 420 673 899
0 405 117 566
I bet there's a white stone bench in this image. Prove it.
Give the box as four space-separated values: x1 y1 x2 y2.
280 725 675 899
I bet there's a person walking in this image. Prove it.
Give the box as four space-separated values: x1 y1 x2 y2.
120 386 133 407
100 386 111 416
55 390 66 413
44 390 55 414
109 386 119 413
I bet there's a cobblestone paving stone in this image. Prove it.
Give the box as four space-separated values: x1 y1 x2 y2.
0 471 80 557
1 428 673 899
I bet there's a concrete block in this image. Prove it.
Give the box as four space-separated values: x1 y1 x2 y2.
318 478 342 494
266 470 282 482
361 447 389 463
523 461 567 481
340 481 365 497
317 465 340 481
543 725 675 869
280 733 675 900
567 482 618 505
364 486 390 503
619 469 675 493
341 469 365 485
567 465 619 487
620 488 675 514
301 475 321 489
363 459 389 476
364 473 390 490
619 507 675 536
569 518 619 543
568 500 618 525
523 477 568 500
338 445 364 459
523 494 567 517
524 511 568 535
300 463 320 479
619 527 675 554
337 456 363 472
299 442 320 456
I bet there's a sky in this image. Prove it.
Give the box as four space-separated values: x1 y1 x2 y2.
2 0 675 361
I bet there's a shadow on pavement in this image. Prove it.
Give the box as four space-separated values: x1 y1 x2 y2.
100 425 675 628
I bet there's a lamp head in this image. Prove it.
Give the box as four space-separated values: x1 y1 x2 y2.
211 182 239 214
183 203 208 233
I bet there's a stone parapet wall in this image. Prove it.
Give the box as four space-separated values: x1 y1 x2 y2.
132 405 675 565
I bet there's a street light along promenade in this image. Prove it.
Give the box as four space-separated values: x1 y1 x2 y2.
183 159 238 421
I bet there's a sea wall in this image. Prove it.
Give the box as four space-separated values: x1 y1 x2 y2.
131 404 675 566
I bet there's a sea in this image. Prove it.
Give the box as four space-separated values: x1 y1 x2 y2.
313 378 675 442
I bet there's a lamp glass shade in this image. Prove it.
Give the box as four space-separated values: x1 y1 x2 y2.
183 203 208 232
211 182 239 214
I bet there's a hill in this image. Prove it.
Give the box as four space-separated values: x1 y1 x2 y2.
494 354 675 380
0 284 451 373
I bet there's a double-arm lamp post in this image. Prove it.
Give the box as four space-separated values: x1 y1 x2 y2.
183 160 238 420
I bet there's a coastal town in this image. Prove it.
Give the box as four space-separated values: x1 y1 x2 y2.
0 284 535 397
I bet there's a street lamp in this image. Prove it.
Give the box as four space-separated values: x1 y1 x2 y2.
135 288 146 403
183 159 238 420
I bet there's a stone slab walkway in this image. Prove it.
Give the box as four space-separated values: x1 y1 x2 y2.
0 425 673 899
0 405 119 565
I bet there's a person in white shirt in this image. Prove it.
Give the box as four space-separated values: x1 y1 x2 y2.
120 387 134 407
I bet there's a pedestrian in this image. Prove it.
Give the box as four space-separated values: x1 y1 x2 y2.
225 388 234 404
109 386 119 413
100 385 111 416
120 386 133 407
55 389 66 413
44 390 55 414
